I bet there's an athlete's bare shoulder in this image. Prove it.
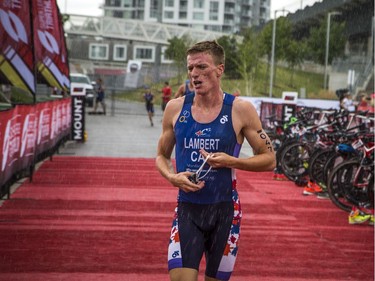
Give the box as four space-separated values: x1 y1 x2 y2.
167 95 184 110
163 96 185 126
232 96 261 131
232 97 257 116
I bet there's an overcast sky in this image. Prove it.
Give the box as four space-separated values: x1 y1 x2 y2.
56 0 321 19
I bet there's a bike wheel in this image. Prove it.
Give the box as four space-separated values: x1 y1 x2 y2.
309 147 332 186
368 174 374 208
323 152 341 186
280 142 310 181
275 138 297 172
323 152 358 188
327 159 373 212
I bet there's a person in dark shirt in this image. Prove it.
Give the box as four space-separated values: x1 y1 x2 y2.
143 86 154 126
174 79 195 98
93 78 106 115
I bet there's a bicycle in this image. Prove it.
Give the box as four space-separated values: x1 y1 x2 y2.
327 134 374 212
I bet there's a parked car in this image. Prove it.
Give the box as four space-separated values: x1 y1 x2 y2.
69 73 95 107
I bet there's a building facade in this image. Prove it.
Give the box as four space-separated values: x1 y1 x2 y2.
64 0 270 87
64 16 232 88
102 0 270 34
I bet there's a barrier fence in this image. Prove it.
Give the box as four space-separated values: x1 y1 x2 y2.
0 98 72 198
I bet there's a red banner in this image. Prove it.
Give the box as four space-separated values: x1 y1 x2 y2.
0 109 15 181
0 98 71 194
33 0 70 91
0 0 36 94
0 105 37 189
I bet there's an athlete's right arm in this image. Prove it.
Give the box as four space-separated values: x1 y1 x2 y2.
155 98 204 193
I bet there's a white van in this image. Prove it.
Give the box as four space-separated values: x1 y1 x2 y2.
70 73 95 107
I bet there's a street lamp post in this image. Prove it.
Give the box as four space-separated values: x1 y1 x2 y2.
269 9 288 98
324 11 341 90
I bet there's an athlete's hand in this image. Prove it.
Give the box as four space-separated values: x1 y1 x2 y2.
170 172 205 193
200 149 231 168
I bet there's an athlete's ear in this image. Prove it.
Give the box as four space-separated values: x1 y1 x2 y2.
216 64 224 77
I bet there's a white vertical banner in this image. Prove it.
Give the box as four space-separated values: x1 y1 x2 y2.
347 69 355 92
124 60 142 89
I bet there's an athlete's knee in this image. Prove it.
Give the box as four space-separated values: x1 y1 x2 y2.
169 268 198 281
205 276 222 281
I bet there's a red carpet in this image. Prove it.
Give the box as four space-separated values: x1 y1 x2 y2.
0 156 373 281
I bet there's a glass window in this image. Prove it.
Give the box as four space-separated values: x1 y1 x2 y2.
123 0 132 7
210 1 219 12
150 0 159 18
209 14 218 21
113 44 127 61
70 75 90 84
180 0 188 10
134 46 155 62
193 12 204 20
179 11 187 19
89 44 109 60
164 11 174 19
209 2 219 21
109 0 120 6
165 0 174 7
193 0 204 8
113 11 123 18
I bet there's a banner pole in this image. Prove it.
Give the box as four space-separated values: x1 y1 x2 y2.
29 0 37 104
29 0 36 183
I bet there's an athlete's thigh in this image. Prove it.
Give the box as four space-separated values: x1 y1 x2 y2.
205 202 241 281
168 203 205 272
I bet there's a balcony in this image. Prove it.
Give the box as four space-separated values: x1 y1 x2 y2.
241 0 251 6
224 7 235 14
241 10 252 17
224 19 234 25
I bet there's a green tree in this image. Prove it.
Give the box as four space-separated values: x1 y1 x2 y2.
235 30 260 96
164 36 192 83
217 36 241 79
61 14 70 25
258 17 293 93
284 40 306 86
258 17 293 62
306 18 346 65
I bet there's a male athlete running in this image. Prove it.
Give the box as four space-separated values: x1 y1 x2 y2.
156 40 275 281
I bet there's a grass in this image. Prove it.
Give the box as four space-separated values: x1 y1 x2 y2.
117 62 337 105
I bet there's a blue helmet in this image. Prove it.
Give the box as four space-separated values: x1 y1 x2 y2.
336 143 355 153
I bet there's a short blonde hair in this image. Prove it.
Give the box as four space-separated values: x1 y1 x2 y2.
186 40 225 66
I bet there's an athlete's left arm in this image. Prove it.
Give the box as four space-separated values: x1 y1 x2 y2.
203 99 276 172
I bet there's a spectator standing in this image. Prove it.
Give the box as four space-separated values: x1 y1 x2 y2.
161 81 172 112
93 78 106 115
143 86 154 126
370 93 375 113
356 93 371 112
340 92 354 111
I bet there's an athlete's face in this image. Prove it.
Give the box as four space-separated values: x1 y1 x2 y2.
187 52 223 95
